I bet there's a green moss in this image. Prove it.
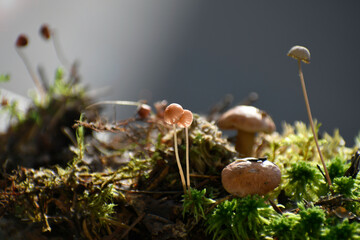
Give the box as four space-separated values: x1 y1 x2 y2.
322 219 360 240
332 176 356 197
327 157 349 180
298 204 326 239
206 196 275 240
182 188 215 223
284 161 324 201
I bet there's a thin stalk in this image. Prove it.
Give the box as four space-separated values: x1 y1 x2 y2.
297 60 332 187
173 125 187 194
86 100 143 109
51 29 70 69
16 49 46 99
185 127 191 193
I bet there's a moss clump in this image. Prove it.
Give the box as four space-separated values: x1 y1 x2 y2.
322 219 360 240
283 161 324 201
206 195 275 240
327 157 349 180
268 204 326 240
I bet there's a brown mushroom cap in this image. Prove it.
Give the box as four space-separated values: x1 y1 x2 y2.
221 158 281 197
164 103 184 125
15 34 29 47
137 104 151 119
177 109 193 128
40 24 51 40
217 105 275 134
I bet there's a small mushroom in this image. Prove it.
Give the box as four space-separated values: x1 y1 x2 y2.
217 105 275 157
15 34 46 99
164 103 184 125
287 45 332 188
221 158 281 197
164 103 187 193
40 24 52 40
177 109 193 192
164 104 194 194
287 45 310 64
137 103 151 119
15 34 29 47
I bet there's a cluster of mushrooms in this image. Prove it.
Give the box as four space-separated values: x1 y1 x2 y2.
163 103 281 197
216 105 281 197
162 45 322 198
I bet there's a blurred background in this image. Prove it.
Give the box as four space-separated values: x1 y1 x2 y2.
0 0 359 145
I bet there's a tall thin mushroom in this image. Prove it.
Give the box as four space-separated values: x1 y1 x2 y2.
177 109 193 192
15 34 46 99
164 103 187 194
287 45 332 188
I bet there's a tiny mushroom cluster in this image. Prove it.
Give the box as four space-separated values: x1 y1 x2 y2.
217 105 275 157
221 157 281 197
164 103 193 194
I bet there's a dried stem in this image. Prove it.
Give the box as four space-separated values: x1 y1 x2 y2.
297 60 332 187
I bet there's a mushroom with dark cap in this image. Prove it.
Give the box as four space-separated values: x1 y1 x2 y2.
217 105 275 157
221 158 281 197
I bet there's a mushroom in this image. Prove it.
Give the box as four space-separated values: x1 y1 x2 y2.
287 45 310 64
164 104 194 194
287 45 332 188
221 158 281 197
177 109 193 192
217 105 275 157
15 34 46 99
40 24 52 40
39 24 70 69
137 103 151 119
164 103 187 193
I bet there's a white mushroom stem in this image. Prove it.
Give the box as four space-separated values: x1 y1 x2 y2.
173 125 187 194
297 60 332 187
235 130 256 157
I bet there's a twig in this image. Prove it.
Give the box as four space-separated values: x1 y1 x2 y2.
119 213 145 240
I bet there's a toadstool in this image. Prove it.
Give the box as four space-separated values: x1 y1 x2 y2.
164 103 187 193
177 109 193 192
221 158 281 197
164 104 194 194
217 105 275 157
287 45 332 188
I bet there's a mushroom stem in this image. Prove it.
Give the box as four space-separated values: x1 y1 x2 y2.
297 60 332 187
173 125 187 194
235 130 256 157
185 126 191 192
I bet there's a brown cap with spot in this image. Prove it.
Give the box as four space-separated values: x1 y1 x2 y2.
221 158 281 197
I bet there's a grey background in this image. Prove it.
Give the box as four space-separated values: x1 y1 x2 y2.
0 1 359 145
